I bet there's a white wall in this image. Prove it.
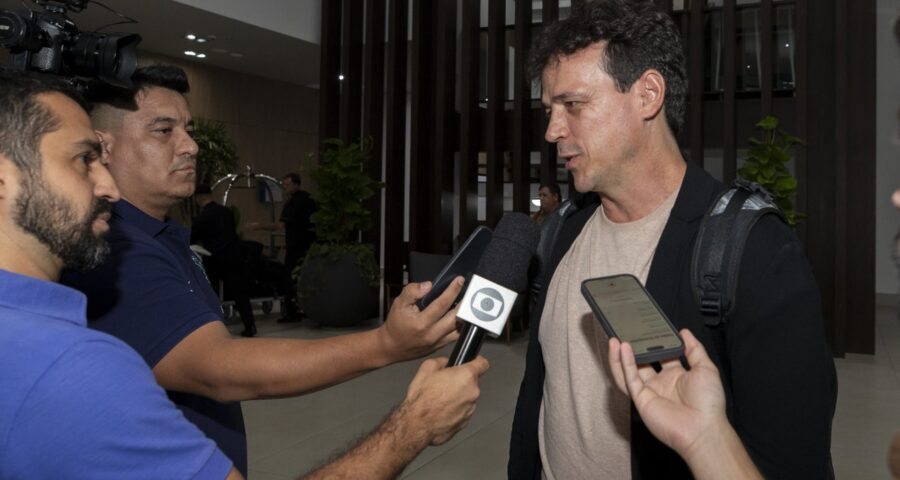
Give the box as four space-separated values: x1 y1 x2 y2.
173 0 321 44
876 0 900 295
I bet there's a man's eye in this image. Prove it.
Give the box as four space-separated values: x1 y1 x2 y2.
80 151 99 164
156 128 173 134
565 101 580 109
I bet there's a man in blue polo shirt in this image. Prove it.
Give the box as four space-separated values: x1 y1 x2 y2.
0 74 235 479
60 65 479 475
1 72 490 480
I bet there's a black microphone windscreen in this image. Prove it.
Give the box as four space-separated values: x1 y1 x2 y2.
473 212 541 292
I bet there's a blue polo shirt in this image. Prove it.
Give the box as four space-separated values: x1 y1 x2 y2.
0 269 232 479
61 200 248 475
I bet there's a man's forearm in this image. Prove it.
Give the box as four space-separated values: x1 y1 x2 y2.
302 402 428 480
684 420 762 480
154 323 399 402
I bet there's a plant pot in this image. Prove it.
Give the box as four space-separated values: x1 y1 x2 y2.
298 251 378 327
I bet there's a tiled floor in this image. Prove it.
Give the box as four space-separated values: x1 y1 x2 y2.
230 305 900 479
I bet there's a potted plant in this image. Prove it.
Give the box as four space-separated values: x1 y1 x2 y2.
193 118 239 186
737 116 804 226
298 137 383 327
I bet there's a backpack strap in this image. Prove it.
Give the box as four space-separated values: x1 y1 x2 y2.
691 178 787 327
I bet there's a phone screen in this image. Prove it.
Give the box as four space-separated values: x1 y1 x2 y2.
583 275 682 356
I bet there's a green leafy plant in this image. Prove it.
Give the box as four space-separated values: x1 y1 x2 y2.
737 116 804 225
193 118 238 185
301 137 384 292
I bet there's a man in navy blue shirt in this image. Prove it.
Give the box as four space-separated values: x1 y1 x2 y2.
60 65 482 476
0 73 235 479
2 72 490 480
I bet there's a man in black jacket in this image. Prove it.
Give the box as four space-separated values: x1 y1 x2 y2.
508 1 836 478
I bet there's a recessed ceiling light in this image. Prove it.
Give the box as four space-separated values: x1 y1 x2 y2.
196 53 207 59
229 52 244 58
338 74 344 80
184 50 196 56
196 38 207 43
185 34 196 40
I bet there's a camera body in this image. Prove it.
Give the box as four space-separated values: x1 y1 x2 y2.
0 1 140 87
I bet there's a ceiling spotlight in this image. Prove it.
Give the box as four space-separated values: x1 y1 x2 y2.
185 34 196 40
338 74 344 80
196 38 207 43
196 53 207 59
184 50 196 56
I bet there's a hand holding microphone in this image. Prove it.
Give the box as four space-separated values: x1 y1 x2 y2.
448 213 540 366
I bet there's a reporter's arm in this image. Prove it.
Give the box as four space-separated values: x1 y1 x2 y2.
302 356 489 479
153 279 464 402
608 330 761 480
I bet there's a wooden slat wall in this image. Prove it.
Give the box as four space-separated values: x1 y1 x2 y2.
317 0 341 148
383 0 408 288
339 0 363 142
722 0 737 183
512 0 532 213
485 0 505 226
540 0 559 186
760 0 774 116
458 0 480 239
362 0 386 253
431 0 458 252
688 0 705 167
841 0 875 354
408 0 435 252
318 0 876 354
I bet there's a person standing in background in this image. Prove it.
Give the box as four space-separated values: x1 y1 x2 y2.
248 172 316 322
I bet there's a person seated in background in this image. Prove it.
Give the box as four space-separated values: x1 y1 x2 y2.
59 65 482 476
246 172 316 322
191 183 257 337
1 72 489 480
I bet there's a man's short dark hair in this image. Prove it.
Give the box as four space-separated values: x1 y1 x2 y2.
283 173 302 186
0 72 87 173
542 183 561 199
529 0 687 133
87 65 191 110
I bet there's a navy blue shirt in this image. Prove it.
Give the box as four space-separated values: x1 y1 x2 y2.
61 200 248 475
0 268 232 479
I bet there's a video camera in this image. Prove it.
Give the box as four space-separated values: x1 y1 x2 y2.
0 0 140 88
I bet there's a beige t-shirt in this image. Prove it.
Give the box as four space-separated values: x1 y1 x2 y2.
538 190 678 479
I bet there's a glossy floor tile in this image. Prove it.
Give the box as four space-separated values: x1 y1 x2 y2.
231 305 900 479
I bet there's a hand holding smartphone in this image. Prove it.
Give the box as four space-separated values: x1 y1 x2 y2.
416 226 493 310
581 274 684 364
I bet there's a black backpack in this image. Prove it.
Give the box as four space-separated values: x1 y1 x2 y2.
691 178 788 326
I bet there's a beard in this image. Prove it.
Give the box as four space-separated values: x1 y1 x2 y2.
13 172 114 272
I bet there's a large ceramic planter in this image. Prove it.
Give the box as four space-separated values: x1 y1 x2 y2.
298 251 378 327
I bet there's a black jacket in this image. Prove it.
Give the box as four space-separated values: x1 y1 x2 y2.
509 162 837 479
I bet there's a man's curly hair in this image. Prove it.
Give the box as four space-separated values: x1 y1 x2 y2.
529 0 688 133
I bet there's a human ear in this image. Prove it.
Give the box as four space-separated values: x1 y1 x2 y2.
95 130 115 165
637 69 666 122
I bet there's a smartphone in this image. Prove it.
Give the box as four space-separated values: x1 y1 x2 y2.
416 226 493 310
580 274 684 364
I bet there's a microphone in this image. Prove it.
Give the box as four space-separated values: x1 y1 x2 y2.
447 212 540 366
